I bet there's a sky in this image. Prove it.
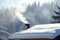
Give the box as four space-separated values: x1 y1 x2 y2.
0 0 21 7
0 0 55 8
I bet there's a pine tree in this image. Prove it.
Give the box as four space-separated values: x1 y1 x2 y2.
52 6 60 23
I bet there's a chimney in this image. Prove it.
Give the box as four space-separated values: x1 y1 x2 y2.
25 23 30 29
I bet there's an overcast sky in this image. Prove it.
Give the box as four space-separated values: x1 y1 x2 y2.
0 0 55 8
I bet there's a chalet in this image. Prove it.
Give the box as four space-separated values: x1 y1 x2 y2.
9 23 60 40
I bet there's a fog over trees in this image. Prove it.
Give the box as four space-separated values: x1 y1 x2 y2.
0 0 60 33
0 7 23 33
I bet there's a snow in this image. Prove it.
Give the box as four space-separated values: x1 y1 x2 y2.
29 23 60 30
0 30 10 35
0 26 7 30
9 23 60 39
0 26 10 35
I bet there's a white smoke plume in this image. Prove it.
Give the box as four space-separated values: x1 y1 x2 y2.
15 7 29 24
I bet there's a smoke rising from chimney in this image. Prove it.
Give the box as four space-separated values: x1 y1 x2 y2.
15 8 29 24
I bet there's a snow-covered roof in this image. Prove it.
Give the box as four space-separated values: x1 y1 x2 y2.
9 23 60 39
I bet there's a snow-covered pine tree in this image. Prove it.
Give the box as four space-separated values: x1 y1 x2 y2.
52 6 60 23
